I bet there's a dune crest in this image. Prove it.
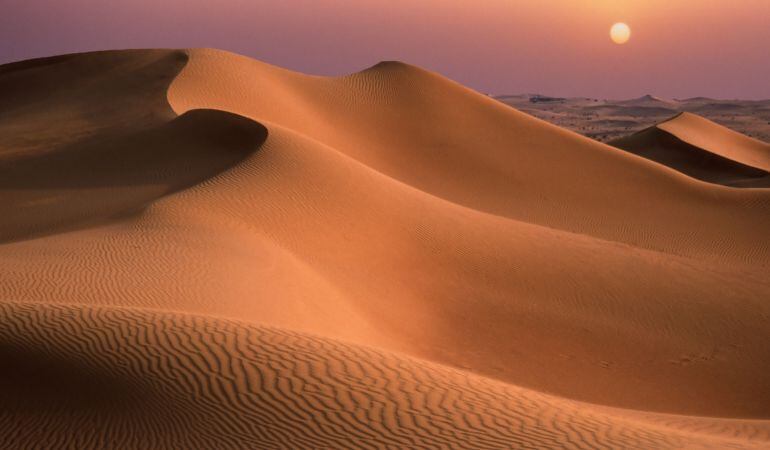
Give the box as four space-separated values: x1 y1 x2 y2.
0 48 768 449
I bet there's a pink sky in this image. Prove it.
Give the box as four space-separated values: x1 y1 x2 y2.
2 0 768 98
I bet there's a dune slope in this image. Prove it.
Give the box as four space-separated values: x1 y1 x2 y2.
0 49 768 449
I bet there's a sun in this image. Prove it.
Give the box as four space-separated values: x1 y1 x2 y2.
610 23 631 44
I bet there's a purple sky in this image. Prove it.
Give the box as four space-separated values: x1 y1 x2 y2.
2 0 768 99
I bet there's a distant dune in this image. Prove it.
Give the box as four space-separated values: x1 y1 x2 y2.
498 94 770 142
0 49 769 449
610 113 770 187
656 113 770 171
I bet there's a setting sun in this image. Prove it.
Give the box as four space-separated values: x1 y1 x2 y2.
610 22 631 44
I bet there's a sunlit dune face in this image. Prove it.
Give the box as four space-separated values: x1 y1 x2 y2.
610 22 631 44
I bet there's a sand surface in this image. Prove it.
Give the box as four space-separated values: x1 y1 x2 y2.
0 48 769 449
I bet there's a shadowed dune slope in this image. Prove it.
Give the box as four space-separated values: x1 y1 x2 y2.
0 49 769 448
0 50 187 156
0 109 266 242
610 113 770 187
0 50 266 242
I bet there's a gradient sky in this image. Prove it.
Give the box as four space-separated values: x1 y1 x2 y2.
2 0 768 99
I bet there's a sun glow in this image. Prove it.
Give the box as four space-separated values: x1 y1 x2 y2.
610 22 631 44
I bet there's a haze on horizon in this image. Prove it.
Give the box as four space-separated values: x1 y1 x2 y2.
1 0 768 99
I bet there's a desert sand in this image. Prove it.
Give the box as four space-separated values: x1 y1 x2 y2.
0 48 769 449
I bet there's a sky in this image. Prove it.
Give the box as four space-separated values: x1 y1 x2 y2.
1 0 768 99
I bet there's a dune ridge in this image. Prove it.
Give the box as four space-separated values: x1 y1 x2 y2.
0 48 768 449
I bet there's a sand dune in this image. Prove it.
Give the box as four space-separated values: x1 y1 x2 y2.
657 113 770 171
0 48 769 449
610 113 770 187
169 50 770 265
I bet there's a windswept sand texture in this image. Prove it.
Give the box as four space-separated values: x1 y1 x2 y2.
0 48 769 449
